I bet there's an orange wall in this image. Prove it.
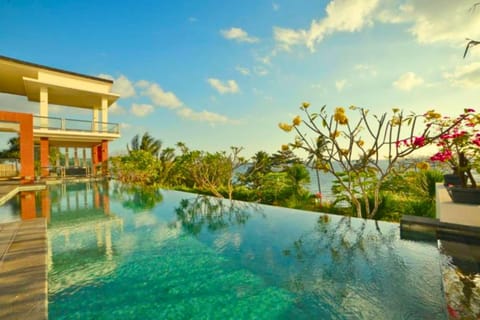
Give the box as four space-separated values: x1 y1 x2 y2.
40 137 49 177
0 111 34 183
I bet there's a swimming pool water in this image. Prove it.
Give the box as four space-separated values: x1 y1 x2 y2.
43 182 446 319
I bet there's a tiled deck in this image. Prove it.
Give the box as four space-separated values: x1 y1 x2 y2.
0 218 48 320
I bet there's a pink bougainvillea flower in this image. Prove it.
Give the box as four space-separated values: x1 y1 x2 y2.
413 136 425 147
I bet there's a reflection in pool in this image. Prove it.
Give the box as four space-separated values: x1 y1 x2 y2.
15 181 451 319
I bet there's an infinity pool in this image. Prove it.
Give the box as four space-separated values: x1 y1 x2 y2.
19 182 449 318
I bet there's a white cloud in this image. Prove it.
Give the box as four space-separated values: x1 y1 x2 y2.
236 66 250 76
98 74 136 98
137 81 183 109
335 79 347 91
444 62 480 88
378 1 480 45
273 27 307 51
177 107 233 124
133 79 235 124
97 73 114 81
109 103 126 115
112 75 136 98
131 103 154 117
393 72 424 91
354 64 377 77
274 0 379 51
221 27 259 43
207 78 240 94
135 80 149 88
273 2 280 11
120 123 131 129
254 66 269 76
188 17 198 23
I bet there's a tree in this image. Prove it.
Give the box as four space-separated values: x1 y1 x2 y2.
270 146 302 168
0 136 19 159
127 132 162 157
238 150 273 189
279 103 455 219
176 147 245 199
111 150 162 186
285 163 311 200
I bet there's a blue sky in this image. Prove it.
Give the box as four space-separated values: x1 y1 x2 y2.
1 0 480 158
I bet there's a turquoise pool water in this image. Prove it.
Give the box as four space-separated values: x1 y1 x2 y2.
35 182 447 319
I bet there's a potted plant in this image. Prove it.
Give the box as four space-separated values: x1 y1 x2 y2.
427 108 480 204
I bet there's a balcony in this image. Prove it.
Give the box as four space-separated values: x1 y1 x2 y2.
33 115 120 145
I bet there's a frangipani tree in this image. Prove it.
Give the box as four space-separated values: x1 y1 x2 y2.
279 103 452 219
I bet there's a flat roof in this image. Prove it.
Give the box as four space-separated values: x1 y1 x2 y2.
0 55 113 84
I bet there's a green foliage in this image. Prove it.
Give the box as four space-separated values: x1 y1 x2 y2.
374 168 444 221
238 151 273 189
111 150 162 186
171 147 244 199
0 137 20 159
174 195 254 235
127 132 162 157
259 172 293 205
112 183 163 212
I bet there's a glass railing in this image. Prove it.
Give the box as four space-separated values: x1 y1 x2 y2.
33 116 119 134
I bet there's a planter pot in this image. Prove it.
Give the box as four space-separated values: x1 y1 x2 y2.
443 174 462 187
447 186 480 205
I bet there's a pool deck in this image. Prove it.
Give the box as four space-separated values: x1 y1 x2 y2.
0 218 48 320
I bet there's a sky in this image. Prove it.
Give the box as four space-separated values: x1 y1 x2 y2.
1 0 480 158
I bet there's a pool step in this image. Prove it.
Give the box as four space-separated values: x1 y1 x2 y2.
400 215 480 243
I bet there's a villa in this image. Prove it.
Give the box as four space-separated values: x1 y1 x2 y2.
0 55 120 183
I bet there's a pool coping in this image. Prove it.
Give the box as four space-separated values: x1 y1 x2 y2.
0 184 46 206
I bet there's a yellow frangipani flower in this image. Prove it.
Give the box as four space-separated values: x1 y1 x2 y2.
357 139 365 147
292 115 301 126
425 110 441 120
391 116 401 126
340 149 349 156
334 107 348 125
302 102 310 109
330 130 341 139
392 108 400 113
281 144 289 151
316 162 330 172
416 162 430 170
278 122 293 132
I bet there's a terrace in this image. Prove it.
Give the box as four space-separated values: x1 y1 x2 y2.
0 55 121 182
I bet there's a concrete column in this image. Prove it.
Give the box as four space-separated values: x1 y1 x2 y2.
92 108 98 132
101 97 108 132
91 145 98 175
101 140 108 176
82 148 87 167
15 113 35 183
40 137 49 177
40 87 48 128
55 148 60 167
20 192 36 220
73 147 79 167
65 147 69 168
